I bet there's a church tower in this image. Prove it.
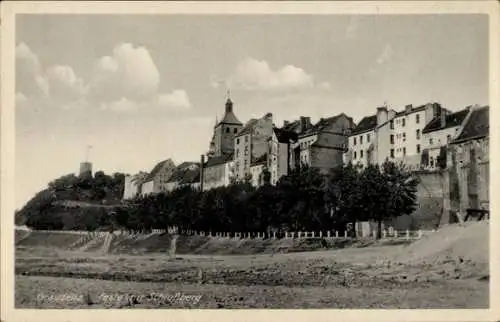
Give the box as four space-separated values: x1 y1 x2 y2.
212 92 243 157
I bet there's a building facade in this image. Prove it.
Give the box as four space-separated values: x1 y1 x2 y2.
268 127 298 185
123 171 148 200
448 106 489 214
140 159 176 196
164 162 200 192
345 102 444 170
202 154 235 191
233 113 274 181
421 108 470 170
290 114 354 174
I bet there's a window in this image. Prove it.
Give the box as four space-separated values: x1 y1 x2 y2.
430 157 434 168
236 138 240 144
447 134 451 143
367 134 371 142
354 151 357 159
390 134 394 144
403 133 406 142
416 114 420 124
226 127 229 133
403 147 406 156
390 120 394 129
353 137 357 145
360 150 364 158
360 136 363 144
402 118 406 127
390 149 395 158
234 128 237 133
429 138 434 145
416 129 420 140
416 144 421 153
245 135 249 143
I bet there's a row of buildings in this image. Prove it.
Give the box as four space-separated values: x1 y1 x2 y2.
123 96 489 214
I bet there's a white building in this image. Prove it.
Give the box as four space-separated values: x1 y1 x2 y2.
123 171 148 200
421 107 470 169
345 103 445 170
140 159 176 196
268 127 298 185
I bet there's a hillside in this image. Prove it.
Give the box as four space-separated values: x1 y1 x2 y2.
16 172 127 230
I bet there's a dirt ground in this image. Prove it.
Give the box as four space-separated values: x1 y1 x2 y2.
15 239 489 308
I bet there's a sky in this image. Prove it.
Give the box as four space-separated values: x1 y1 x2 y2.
15 14 488 209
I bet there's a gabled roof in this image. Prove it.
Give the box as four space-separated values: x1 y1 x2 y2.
300 113 353 137
422 108 469 134
451 106 489 144
350 115 377 135
167 162 201 183
179 167 201 184
281 120 302 133
130 171 148 184
237 119 258 136
144 159 175 182
216 98 242 127
204 152 234 168
273 127 298 143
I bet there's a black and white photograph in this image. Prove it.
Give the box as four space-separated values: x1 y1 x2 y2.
1 1 498 320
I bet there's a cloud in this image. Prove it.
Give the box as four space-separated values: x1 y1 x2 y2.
15 42 192 114
90 43 160 103
100 97 139 113
226 58 314 91
318 81 331 90
376 44 393 65
157 90 191 110
16 43 49 98
46 65 87 104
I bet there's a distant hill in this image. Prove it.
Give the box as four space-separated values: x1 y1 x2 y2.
16 171 127 231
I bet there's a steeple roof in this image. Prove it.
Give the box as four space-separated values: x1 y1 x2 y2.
216 98 242 127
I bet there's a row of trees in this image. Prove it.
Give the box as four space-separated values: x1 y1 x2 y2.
19 161 419 238
112 161 419 238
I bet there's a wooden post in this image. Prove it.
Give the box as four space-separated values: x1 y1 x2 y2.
344 230 347 238
327 231 331 238
312 231 315 238
335 231 339 238
406 229 410 239
319 231 322 238
298 231 302 238
273 231 276 239
418 230 423 238
394 230 398 238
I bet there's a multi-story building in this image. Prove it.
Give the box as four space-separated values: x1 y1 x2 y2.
233 113 274 181
209 97 243 157
345 102 445 170
448 105 489 214
290 114 354 174
201 153 235 191
140 159 176 196
268 127 298 185
250 154 268 187
164 162 201 192
421 107 470 169
122 171 148 200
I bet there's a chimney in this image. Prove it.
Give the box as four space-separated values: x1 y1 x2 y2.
405 104 412 113
300 116 307 132
199 154 205 191
440 108 446 128
376 106 388 126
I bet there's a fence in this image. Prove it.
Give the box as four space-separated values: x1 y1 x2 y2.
27 227 437 241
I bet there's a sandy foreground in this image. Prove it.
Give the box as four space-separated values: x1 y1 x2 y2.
15 238 489 308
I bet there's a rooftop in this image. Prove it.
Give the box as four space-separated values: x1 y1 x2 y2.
350 115 377 135
204 152 234 168
144 159 175 182
422 108 470 134
273 127 298 143
451 106 489 144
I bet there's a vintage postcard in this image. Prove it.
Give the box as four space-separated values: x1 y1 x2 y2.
1 1 499 322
